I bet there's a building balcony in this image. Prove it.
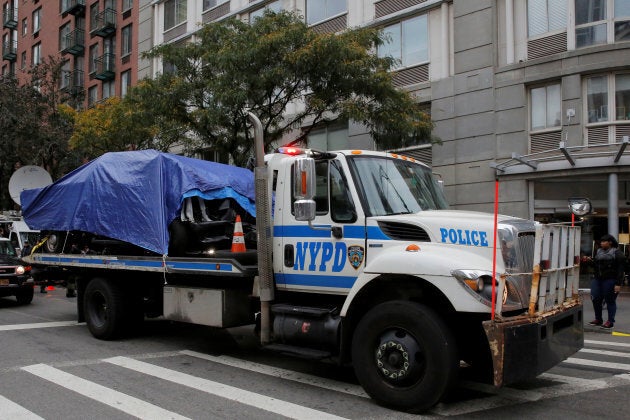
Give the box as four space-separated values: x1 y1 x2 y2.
93 53 115 80
2 39 17 61
90 8 116 37
60 29 85 56
61 70 85 95
61 0 86 16
2 7 17 29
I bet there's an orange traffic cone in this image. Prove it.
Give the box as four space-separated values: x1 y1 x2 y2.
231 215 246 253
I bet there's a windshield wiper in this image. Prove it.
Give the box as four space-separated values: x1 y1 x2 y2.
379 167 411 214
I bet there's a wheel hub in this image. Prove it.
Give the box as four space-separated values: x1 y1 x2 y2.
374 329 424 384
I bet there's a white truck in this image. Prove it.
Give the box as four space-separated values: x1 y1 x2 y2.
21 114 584 412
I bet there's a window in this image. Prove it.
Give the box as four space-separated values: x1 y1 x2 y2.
295 160 356 221
104 37 115 55
587 75 609 122
32 8 41 34
329 161 356 223
378 15 428 69
121 70 131 96
530 83 562 130
123 0 133 11
102 80 114 99
2 1 16 23
308 125 349 150
163 60 177 74
22 18 27 37
615 0 630 41
203 0 227 11
105 0 116 11
60 60 70 89
88 85 98 107
121 24 131 56
89 44 99 73
527 0 567 37
31 43 41 66
20 51 26 69
306 0 346 25
250 0 281 21
576 0 608 47
573 0 630 47
616 74 630 120
90 3 99 31
586 73 630 123
59 22 71 51
164 0 187 30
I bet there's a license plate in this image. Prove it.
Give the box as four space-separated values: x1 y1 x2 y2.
0 279 9 286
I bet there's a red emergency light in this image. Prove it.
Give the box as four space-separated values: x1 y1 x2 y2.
278 147 303 156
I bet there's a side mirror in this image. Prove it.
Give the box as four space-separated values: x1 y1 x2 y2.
293 157 316 222
568 197 592 216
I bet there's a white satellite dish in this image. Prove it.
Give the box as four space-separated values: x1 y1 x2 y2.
8 166 53 206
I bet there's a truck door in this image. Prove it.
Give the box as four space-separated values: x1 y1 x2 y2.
277 159 365 293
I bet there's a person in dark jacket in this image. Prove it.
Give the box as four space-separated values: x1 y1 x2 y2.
588 234 626 329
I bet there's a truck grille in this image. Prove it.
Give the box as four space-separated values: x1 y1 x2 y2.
516 232 535 273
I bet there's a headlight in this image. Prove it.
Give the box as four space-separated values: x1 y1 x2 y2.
16 265 25 275
451 269 489 292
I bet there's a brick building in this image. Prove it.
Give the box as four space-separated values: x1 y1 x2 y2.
2 0 138 108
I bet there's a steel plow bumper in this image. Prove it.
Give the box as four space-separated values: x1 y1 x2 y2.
482 300 583 387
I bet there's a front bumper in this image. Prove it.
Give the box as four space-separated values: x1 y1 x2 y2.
482 300 583 386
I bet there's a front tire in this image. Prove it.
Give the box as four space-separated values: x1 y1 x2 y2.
351 301 458 413
15 287 34 305
84 278 126 340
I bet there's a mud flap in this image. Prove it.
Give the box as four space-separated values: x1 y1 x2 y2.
482 302 583 387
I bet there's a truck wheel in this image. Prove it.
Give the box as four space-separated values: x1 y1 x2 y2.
351 301 458 413
44 233 65 253
15 287 34 305
84 278 125 340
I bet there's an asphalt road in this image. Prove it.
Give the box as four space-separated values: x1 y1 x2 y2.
1 287 630 419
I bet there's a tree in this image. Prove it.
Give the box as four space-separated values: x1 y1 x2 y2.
79 11 433 166
0 57 79 209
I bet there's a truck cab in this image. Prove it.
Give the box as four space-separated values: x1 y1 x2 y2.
265 147 582 411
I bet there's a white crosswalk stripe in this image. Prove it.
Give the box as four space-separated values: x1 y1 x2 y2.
0 394 44 420
104 356 349 420
0 321 80 332
21 364 190 420
563 357 630 371
181 349 368 398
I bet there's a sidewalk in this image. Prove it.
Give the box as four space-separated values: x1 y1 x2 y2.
581 285 630 335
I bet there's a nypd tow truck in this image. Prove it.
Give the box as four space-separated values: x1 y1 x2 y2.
21 114 583 413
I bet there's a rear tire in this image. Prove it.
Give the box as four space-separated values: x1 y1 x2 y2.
15 287 34 305
84 278 126 340
351 301 458 413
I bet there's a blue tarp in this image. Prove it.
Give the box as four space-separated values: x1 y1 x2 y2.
20 150 255 255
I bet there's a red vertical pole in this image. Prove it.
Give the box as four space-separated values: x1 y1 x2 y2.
572 213 575 227
491 179 499 320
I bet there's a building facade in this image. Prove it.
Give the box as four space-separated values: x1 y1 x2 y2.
4 0 629 250
138 0 630 248
1 0 139 108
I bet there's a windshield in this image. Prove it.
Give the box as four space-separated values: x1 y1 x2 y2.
348 155 448 216
0 241 16 257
